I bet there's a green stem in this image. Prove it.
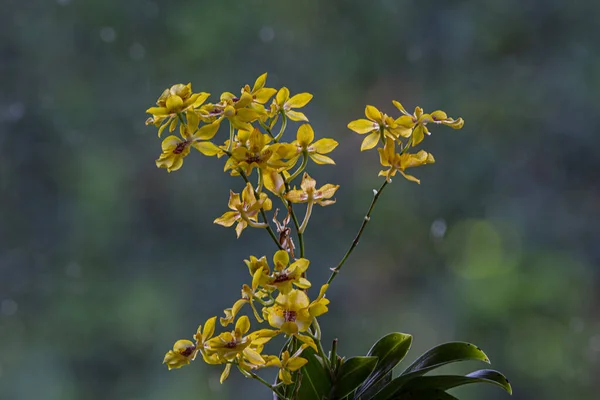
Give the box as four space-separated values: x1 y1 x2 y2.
238 169 284 250
246 369 286 398
288 152 308 182
308 321 330 369
226 121 235 153
282 179 304 258
259 120 275 139
275 113 287 141
326 179 389 286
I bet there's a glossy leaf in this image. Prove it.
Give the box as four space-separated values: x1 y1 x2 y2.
330 356 378 399
401 342 490 376
370 343 493 400
296 347 333 400
354 333 412 398
401 369 512 395
356 371 392 400
396 389 459 400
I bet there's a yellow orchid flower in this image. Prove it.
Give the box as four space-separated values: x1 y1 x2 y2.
146 83 210 137
270 87 313 121
163 339 197 370
203 316 280 383
220 281 269 326
377 137 435 184
226 128 289 176
264 346 309 385
393 101 464 146
285 173 339 233
214 183 273 237
285 173 339 206
267 250 311 294
264 286 330 336
154 115 222 172
348 105 412 151
292 124 338 165
241 72 277 118
265 289 312 335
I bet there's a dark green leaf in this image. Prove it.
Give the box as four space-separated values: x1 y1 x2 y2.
401 342 490 376
357 371 392 400
354 333 413 399
395 389 459 399
296 347 333 400
401 369 512 395
370 342 492 400
330 356 378 399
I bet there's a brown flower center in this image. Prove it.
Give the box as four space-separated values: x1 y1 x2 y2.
283 310 297 322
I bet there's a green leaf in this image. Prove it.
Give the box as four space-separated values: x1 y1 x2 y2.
370 342 492 400
296 347 333 400
330 356 378 399
354 333 412 399
402 342 490 376
396 389 459 399
356 371 392 400
401 369 513 395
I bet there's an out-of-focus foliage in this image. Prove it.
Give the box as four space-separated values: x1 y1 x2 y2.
0 0 598 399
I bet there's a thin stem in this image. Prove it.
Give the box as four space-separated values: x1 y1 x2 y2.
288 152 308 182
275 113 287 141
298 201 313 234
238 169 284 250
281 179 304 258
326 179 389 286
308 322 330 369
226 121 235 153
259 120 275 139
246 369 285 398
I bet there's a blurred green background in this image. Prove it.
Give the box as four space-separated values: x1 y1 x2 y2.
1 0 599 399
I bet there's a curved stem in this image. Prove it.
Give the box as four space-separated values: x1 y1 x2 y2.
245 368 285 398
288 152 308 183
226 121 235 153
307 321 330 369
298 201 313 234
326 179 389 286
259 120 275 139
275 113 287 141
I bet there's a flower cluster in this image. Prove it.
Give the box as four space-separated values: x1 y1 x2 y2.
348 102 463 183
146 73 463 388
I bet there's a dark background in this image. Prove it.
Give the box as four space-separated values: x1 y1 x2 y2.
1 0 599 399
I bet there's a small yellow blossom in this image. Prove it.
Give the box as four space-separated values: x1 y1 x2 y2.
378 137 435 184
163 339 197 370
270 87 313 121
393 101 464 146
146 83 210 137
241 73 277 117
268 250 311 294
286 173 339 233
348 105 412 151
155 120 222 172
214 183 273 237
292 124 338 165
265 346 309 385
226 128 289 176
203 316 279 382
264 285 329 336
285 173 339 206
220 283 268 326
